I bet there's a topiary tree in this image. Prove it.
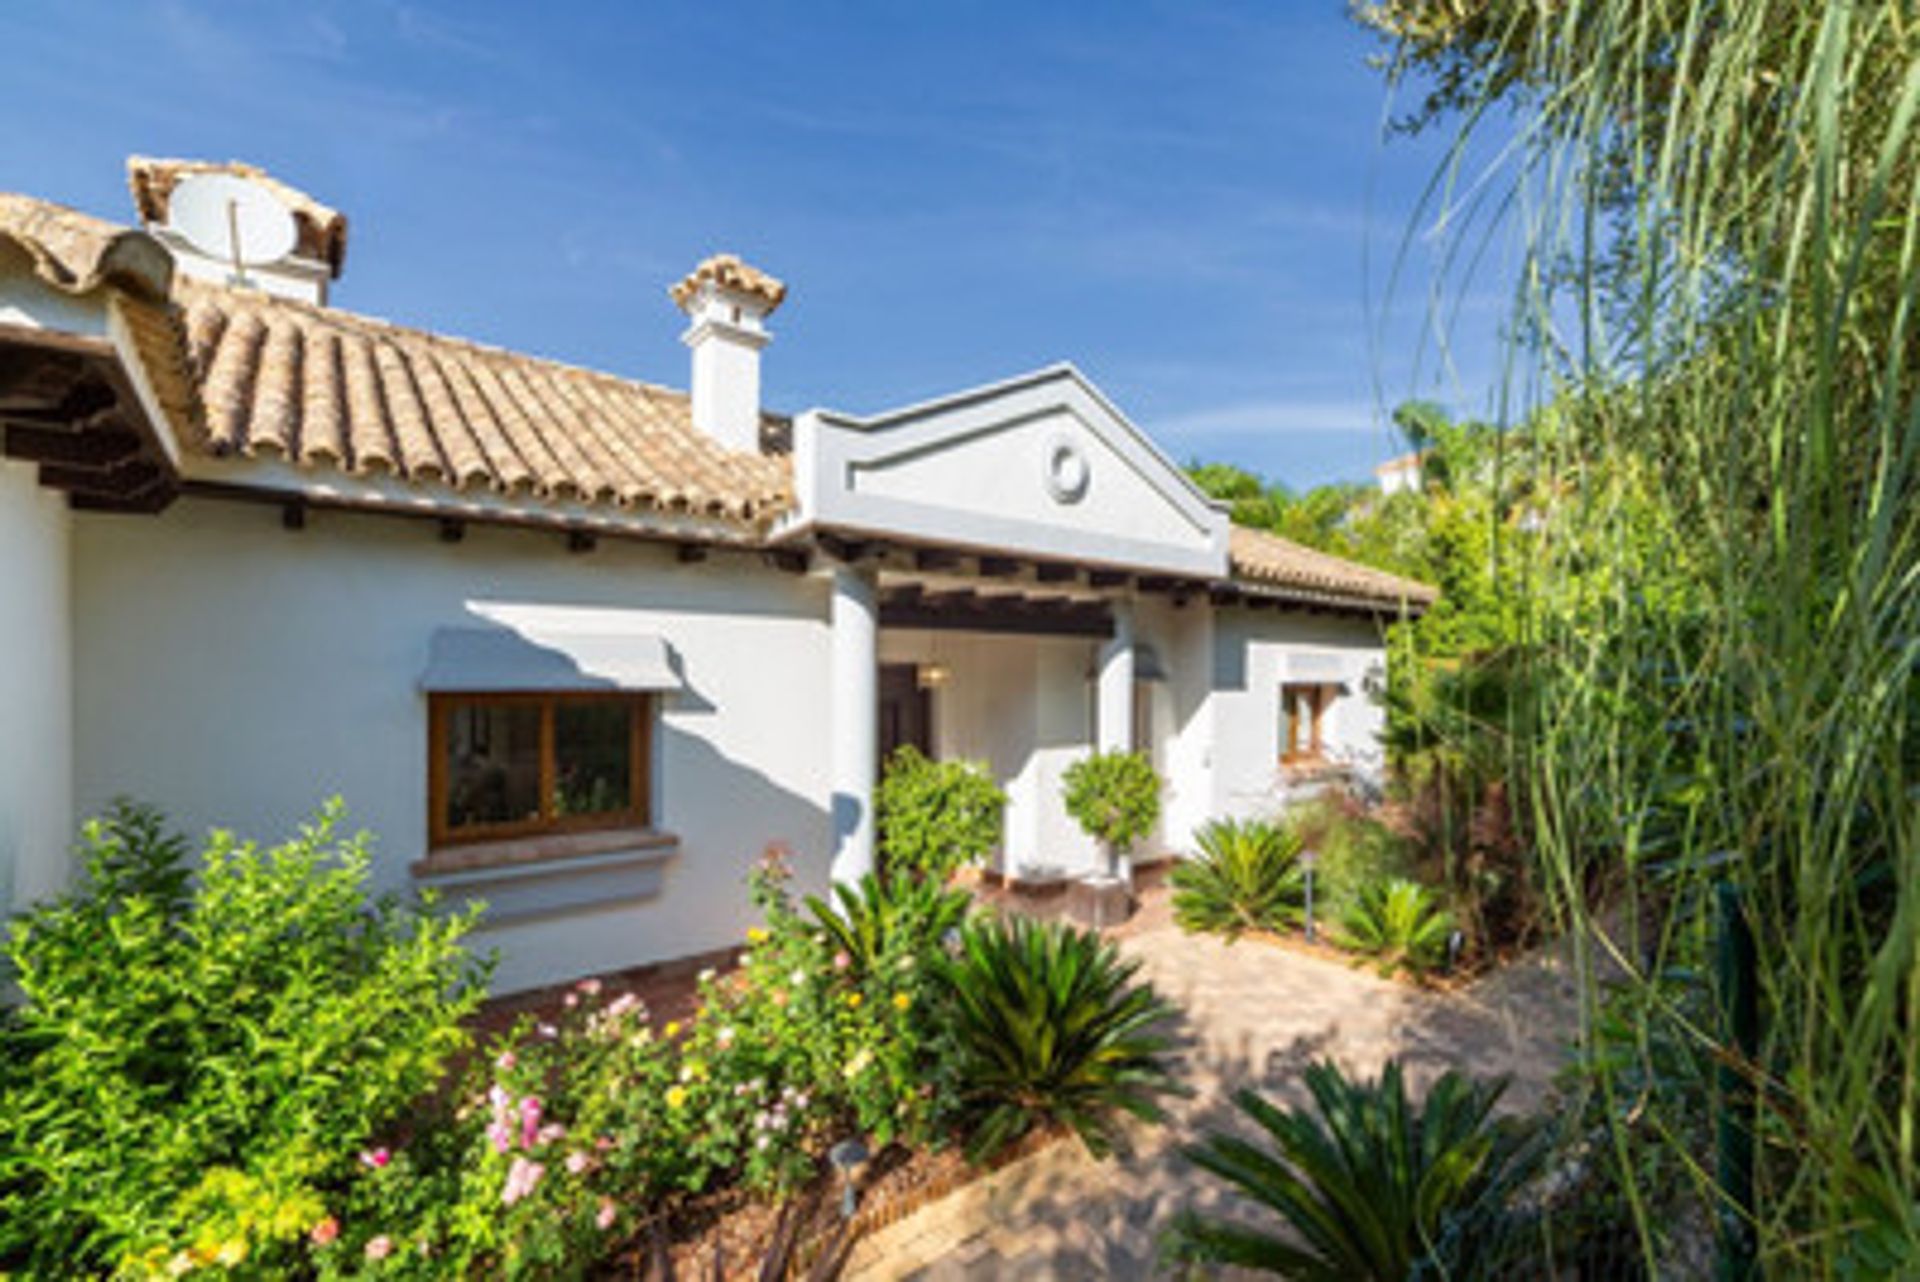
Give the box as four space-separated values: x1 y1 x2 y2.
876 746 1006 883
1062 749 1161 884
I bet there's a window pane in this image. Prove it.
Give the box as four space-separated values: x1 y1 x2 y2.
553 700 635 818
445 702 541 830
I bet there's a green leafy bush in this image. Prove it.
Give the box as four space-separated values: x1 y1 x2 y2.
933 915 1182 1163
0 800 486 1277
1163 1060 1543 1280
1287 790 1414 918
1342 877 1455 977
1061 749 1161 877
1170 817 1307 939
803 871 970 979
876 746 1007 882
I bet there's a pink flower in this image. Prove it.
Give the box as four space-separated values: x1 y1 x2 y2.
578 978 603 997
566 1150 592 1175
596 1199 617 1231
833 951 852 971
520 1096 543 1150
605 993 640 1020
564 992 579 1009
595 1134 615 1152
365 1235 394 1261
486 1120 513 1154
309 1217 340 1247
360 1148 391 1169
495 1051 516 1072
537 1122 566 1145
502 1156 545 1206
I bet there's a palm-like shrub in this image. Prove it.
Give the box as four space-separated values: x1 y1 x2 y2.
1342 878 1454 977
1170 817 1307 939
1163 1060 1542 1280
933 915 1183 1162
802 872 970 977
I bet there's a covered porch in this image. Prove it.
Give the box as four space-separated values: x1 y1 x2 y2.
824 548 1213 888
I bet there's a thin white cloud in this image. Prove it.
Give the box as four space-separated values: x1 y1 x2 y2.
1151 398 1392 438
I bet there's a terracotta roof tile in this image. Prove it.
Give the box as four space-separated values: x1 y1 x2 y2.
1229 525 1438 611
669 253 787 312
172 277 792 523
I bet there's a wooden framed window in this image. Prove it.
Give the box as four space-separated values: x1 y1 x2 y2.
428 692 652 847
1280 682 1336 764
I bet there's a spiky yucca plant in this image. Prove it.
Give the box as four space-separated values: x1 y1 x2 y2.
1170 817 1307 939
802 873 969 977
934 915 1183 1162
1342 878 1453 977
1163 1060 1541 1280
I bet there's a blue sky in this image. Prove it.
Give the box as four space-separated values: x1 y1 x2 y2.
2 2 1507 487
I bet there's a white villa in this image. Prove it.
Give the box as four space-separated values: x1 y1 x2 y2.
0 160 1434 993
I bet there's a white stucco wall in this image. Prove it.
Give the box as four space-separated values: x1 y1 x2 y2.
878 628 1106 880
70 499 835 993
1207 607 1390 821
0 458 73 919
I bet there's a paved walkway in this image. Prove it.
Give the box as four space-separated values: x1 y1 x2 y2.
846 895 1583 1280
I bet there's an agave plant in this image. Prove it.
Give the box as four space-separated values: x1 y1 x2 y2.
933 915 1184 1162
1342 878 1454 977
1170 817 1307 939
1163 1060 1543 1280
802 873 970 976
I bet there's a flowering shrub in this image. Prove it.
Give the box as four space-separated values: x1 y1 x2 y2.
0 801 486 1278
307 846 968 1275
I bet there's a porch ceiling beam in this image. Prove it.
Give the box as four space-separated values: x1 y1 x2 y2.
913 547 962 572
1087 568 1130 589
976 555 1020 578
1033 560 1079 584
878 598 1113 639
762 548 810 575
820 533 883 563
4 423 144 468
40 458 164 500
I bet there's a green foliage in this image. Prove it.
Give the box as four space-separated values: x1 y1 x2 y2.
803 871 970 980
1341 878 1454 977
1060 750 1161 871
1287 791 1414 919
1359 0 1920 1269
876 746 1007 882
932 915 1183 1163
1169 817 1306 939
0 801 486 1277
1163 1060 1543 1280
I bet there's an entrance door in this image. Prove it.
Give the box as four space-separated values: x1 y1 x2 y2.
878 663 933 770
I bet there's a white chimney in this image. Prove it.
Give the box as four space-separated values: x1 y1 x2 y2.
670 254 786 455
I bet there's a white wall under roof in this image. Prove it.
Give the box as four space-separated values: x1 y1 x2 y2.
1208 608 1390 819
70 500 836 992
0 458 73 920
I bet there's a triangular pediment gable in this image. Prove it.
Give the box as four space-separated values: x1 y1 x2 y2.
791 364 1229 578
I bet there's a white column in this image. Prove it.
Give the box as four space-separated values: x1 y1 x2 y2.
1095 598 1135 753
829 562 878 884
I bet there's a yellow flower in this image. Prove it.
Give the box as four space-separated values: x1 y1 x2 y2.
746 926 768 944
892 992 912 1011
664 1020 682 1039
845 992 864 1008
665 1085 689 1109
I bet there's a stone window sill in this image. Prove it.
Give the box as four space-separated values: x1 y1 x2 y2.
411 827 678 880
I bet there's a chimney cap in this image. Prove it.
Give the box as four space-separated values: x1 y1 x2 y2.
670 253 786 315
126 155 348 279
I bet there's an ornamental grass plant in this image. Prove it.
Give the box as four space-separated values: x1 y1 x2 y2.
1356 0 1920 1269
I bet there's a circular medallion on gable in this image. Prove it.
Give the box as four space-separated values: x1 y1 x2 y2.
1043 433 1091 504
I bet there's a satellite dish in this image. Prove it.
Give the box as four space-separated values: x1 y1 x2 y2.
168 172 299 273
